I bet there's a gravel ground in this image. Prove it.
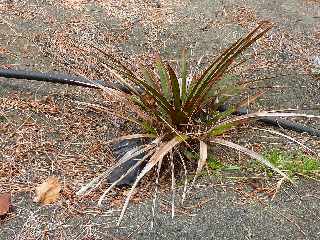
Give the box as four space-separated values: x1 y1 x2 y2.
0 0 320 239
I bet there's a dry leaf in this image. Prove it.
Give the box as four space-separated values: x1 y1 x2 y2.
0 193 11 216
33 176 61 205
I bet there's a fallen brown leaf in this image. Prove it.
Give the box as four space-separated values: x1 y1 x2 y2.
33 176 61 205
0 193 11 216
0 47 8 54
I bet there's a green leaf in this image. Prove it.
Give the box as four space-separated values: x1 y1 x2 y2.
130 95 169 125
179 49 188 103
185 39 242 104
209 123 234 136
155 57 171 101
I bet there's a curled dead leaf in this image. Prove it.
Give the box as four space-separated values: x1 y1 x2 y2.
0 193 11 216
34 176 61 205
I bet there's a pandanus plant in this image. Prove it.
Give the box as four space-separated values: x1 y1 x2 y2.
77 21 320 224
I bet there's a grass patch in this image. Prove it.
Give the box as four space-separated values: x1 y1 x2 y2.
248 149 320 179
189 149 319 180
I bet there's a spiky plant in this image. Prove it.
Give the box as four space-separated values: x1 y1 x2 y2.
77 21 320 224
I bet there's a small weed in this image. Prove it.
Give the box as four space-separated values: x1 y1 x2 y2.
207 156 224 171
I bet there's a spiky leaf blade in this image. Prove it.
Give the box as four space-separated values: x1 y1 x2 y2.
167 64 182 111
184 22 272 115
155 57 171 101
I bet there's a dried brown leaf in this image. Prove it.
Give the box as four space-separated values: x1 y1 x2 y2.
33 176 61 205
192 141 208 184
117 136 183 225
0 193 11 216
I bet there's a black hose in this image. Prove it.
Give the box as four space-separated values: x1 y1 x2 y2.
220 106 320 138
0 68 131 93
260 117 320 137
0 68 99 88
1 68 320 138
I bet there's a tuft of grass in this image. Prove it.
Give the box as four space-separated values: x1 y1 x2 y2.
76 21 320 225
250 149 320 179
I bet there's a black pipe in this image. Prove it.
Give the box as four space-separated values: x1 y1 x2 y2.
1 68 320 138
